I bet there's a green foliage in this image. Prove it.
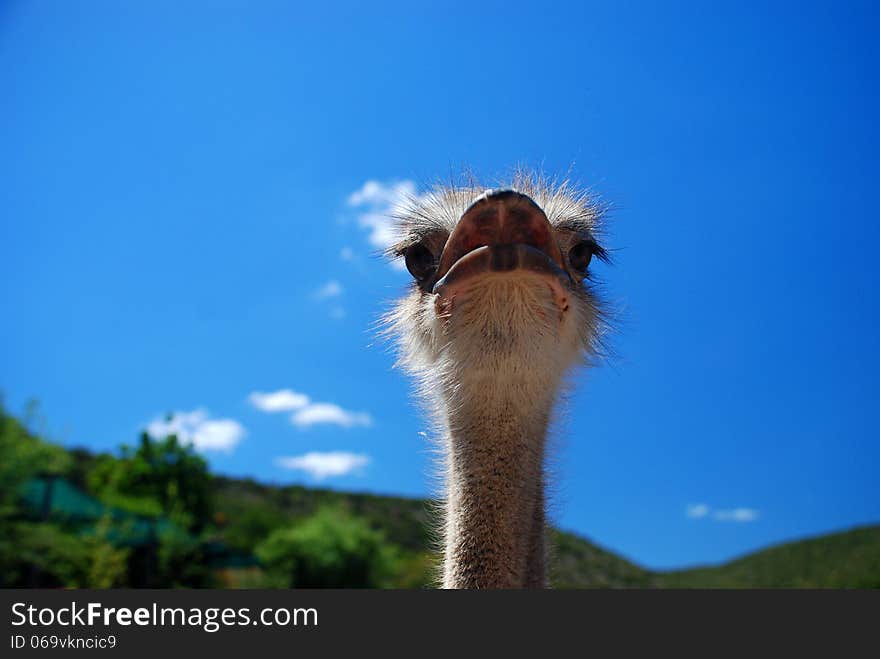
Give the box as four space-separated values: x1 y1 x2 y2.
209 473 880 590
0 520 129 588
211 483 289 553
213 476 432 553
0 401 70 516
0 521 90 587
550 530 658 588
657 525 880 588
85 517 132 588
0 404 214 587
393 551 439 589
0 402 85 587
256 507 399 588
2 403 878 589
156 527 214 587
88 431 212 532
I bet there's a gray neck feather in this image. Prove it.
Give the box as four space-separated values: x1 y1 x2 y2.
440 381 554 588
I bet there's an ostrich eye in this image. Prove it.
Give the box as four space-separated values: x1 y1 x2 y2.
568 240 595 273
404 243 436 282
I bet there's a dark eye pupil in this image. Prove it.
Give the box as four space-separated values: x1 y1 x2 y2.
404 243 436 282
569 241 593 272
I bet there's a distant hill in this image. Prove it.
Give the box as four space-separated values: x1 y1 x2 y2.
655 525 880 588
211 476 880 588
5 401 876 588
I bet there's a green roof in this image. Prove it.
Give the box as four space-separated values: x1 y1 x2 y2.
20 476 186 546
18 476 258 566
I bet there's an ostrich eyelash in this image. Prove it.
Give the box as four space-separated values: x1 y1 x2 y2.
588 241 611 265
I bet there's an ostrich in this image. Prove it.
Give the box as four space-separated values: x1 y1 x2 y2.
385 173 609 588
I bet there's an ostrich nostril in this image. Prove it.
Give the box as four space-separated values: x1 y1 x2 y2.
433 186 565 284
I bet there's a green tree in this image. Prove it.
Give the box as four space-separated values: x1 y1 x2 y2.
0 522 89 587
0 401 82 587
156 526 213 587
88 431 213 532
84 516 131 588
256 507 399 588
0 400 70 516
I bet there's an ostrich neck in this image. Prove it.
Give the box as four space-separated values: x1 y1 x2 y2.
440 379 554 588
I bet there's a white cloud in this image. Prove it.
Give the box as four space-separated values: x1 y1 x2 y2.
146 409 246 453
347 179 418 251
330 306 346 320
714 507 760 522
291 403 372 429
314 280 342 299
686 503 710 519
686 503 760 523
339 246 354 261
248 389 309 412
276 452 370 480
347 179 416 209
249 389 373 429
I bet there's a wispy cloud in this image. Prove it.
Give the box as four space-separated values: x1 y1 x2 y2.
248 389 309 412
339 246 354 261
290 403 372 429
686 503 760 523
313 280 342 299
311 280 346 319
146 409 246 453
713 507 760 522
276 452 370 480
248 388 373 429
347 180 419 263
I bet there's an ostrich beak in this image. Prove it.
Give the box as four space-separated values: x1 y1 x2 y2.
432 189 571 300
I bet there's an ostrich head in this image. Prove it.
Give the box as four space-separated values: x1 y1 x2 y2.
387 175 608 388
385 173 609 588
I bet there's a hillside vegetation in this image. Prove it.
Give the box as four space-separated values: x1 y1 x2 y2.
212 477 880 589
656 525 880 588
2 404 877 588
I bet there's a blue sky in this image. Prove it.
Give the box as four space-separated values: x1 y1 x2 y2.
1 1 877 569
